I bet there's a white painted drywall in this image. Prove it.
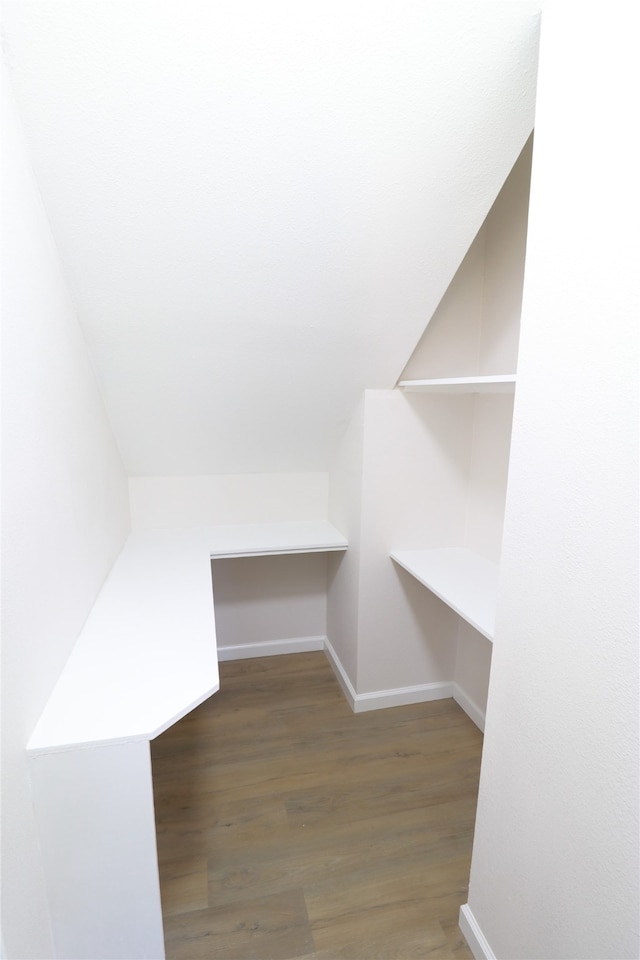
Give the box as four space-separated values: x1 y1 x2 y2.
327 394 366 687
453 622 492 730
1 64 130 958
464 395 515 564
399 227 486 381
465 4 639 958
329 388 474 698
129 472 328 531
211 553 327 655
356 390 469 693
1 1 540 476
399 136 532 383
478 135 532 376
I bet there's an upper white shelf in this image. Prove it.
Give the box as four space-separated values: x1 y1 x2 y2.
206 520 348 559
398 374 516 394
390 547 498 641
28 522 348 755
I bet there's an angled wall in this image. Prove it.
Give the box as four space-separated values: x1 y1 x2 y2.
0 66 130 958
1 2 541 477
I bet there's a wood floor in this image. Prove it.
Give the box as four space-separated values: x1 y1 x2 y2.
151 652 482 960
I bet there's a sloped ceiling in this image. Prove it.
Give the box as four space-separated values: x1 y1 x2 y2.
1 1 540 476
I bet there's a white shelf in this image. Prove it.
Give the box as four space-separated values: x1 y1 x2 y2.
28 522 348 754
205 520 348 558
398 374 516 394
390 547 498 641
27 528 220 754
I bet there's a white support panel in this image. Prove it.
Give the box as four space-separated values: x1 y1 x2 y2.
29 740 165 960
397 375 516 394
27 527 220 754
390 547 498 641
205 520 348 558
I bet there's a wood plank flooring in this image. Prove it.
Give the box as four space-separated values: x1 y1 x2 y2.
151 652 482 959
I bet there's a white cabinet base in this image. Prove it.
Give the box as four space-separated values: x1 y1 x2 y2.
29 741 165 960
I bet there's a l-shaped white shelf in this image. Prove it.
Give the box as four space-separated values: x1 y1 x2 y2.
398 374 516 393
390 547 498 641
28 520 348 755
27 519 348 959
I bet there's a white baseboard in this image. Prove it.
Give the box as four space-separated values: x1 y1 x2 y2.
217 635 326 661
323 638 358 710
219 637 455 717
323 640 452 713
453 683 486 732
353 680 453 713
459 904 496 960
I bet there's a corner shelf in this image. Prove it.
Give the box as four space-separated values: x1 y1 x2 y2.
28 521 348 754
390 547 498 641
398 374 516 394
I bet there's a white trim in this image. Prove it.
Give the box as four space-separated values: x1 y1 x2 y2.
453 683 486 732
353 680 453 713
323 638 358 710
323 640 453 713
216 635 326 661
459 904 496 960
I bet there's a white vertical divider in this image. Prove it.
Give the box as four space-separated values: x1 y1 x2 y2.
29 741 165 960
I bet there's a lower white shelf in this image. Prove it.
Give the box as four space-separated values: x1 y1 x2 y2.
390 547 498 641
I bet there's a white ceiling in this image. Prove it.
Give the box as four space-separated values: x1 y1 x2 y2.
1 1 540 476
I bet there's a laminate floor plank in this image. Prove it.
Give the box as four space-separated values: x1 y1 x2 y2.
164 888 314 960
152 652 480 959
159 855 209 917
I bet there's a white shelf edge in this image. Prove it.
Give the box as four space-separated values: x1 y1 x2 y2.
205 520 348 559
397 374 516 394
390 547 497 641
210 545 347 559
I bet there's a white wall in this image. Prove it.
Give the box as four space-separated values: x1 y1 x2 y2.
328 389 468 700
453 623 492 730
465 5 639 958
211 553 328 657
399 228 486 381
356 389 467 694
0 67 130 958
478 135 532 377
129 472 328 531
327 395 366 687
465 395 515 564
400 136 532 383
